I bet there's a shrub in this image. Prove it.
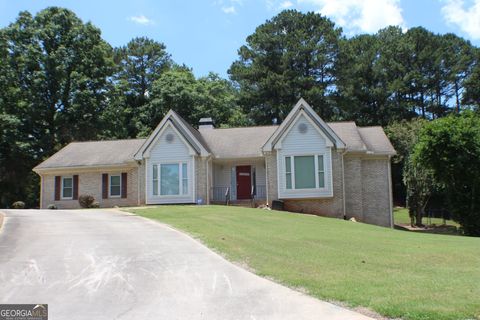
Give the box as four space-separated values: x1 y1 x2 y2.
47 204 57 210
91 202 100 208
78 194 95 208
12 201 25 209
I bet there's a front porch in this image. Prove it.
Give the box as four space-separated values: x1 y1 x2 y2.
210 158 267 205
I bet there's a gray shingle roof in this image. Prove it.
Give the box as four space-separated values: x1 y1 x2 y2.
34 120 395 171
199 126 278 159
34 139 145 170
357 126 396 155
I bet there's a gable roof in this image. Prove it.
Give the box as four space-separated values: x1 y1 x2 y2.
263 98 346 152
199 126 278 159
134 110 210 160
33 139 145 171
357 126 396 155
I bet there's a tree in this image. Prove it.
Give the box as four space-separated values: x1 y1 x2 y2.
385 119 426 206
229 10 342 124
113 37 173 137
0 7 115 207
403 156 436 227
142 68 245 136
413 112 480 236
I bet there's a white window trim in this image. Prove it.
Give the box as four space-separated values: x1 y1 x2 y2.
61 176 74 200
109 174 122 198
284 154 327 191
152 161 190 198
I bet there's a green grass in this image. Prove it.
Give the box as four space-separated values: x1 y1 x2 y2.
129 205 480 320
394 207 460 227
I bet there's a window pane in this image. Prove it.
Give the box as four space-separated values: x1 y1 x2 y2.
111 175 120 186
318 172 325 188
161 164 179 195
318 155 324 171
63 178 72 188
286 173 292 189
63 187 72 198
294 156 315 189
182 163 188 195
285 157 292 189
111 186 121 196
153 165 158 195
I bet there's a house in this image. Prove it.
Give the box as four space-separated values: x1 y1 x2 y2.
33 99 396 227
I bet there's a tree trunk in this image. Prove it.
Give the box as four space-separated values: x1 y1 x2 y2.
415 209 424 227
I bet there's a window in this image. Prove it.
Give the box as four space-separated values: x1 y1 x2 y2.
285 155 326 190
153 165 158 195
182 163 188 195
153 162 188 196
285 157 292 189
62 177 73 199
317 155 325 188
110 175 121 197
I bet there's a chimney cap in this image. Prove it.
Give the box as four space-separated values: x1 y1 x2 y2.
199 117 215 129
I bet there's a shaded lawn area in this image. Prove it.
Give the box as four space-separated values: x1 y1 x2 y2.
129 205 480 320
394 207 460 227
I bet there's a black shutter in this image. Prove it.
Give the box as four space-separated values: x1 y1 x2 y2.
54 176 61 201
102 174 108 199
121 173 127 198
73 175 79 200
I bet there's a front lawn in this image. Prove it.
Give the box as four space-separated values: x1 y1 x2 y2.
129 205 480 320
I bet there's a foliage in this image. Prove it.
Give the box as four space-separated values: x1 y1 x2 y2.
47 204 57 210
78 194 95 208
0 7 115 208
91 201 100 208
413 112 480 236
229 10 342 124
132 205 480 320
143 67 245 135
403 157 437 226
113 37 173 137
11 201 25 209
385 119 426 205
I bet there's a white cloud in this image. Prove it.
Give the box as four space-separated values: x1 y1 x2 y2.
299 0 406 34
127 15 155 25
222 5 236 14
279 1 294 9
442 0 480 39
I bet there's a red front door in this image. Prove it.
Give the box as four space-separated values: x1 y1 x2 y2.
236 165 252 200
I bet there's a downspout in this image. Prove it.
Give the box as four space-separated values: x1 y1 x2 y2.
137 161 141 206
264 152 269 205
387 155 394 228
206 156 211 205
39 174 44 209
341 149 348 220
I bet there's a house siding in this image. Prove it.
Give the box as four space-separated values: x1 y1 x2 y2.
277 114 333 198
145 125 194 204
40 167 141 209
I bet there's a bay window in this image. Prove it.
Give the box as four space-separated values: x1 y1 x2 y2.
152 162 189 196
285 155 325 190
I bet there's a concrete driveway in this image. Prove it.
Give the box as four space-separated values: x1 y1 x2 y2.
0 209 373 320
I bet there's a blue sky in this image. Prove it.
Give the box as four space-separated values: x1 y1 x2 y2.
1 0 479 77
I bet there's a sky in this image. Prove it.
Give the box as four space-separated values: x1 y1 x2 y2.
1 0 480 77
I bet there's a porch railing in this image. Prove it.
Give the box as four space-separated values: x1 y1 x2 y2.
211 185 267 203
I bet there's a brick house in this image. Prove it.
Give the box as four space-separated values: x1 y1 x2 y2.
33 99 396 227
